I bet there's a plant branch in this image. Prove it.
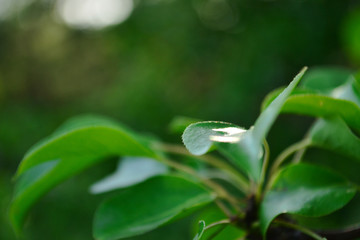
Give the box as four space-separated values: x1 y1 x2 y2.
256 139 270 202
274 220 327 240
215 199 233 218
264 138 311 193
205 219 231 230
160 157 242 213
292 128 312 164
292 147 307 164
269 138 311 177
155 143 250 193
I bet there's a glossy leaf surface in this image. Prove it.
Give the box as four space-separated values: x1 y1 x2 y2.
252 67 307 142
262 68 360 131
90 157 168 194
183 68 307 180
260 163 356 236
182 121 245 155
10 115 159 232
230 67 306 180
309 117 360 162
93 175 215 240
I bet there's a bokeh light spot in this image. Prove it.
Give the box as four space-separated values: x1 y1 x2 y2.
56 0 134 30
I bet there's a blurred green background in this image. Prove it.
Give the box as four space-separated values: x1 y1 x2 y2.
1 0 360 239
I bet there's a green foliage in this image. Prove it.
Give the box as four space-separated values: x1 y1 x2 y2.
301 67 352 93
94 175 214 240
183 66 306 181
260 164 356 235
10 115 159 233
192 206 245 240
10 67 360 240
182 121 244 156
90 157 168 194
309 117 360 162
295 194 360 231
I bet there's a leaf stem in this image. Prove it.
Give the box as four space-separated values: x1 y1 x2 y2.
203 219 237 240
269 138 311 177
256 140 270 202
292 147 307 164
265 139 311 193
204 219 231 230
161 157 242 213
155 143 250 193
274 220 327 240
215 200 233 218
292 129 312 164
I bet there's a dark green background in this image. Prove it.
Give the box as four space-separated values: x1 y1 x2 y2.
1 0 360 239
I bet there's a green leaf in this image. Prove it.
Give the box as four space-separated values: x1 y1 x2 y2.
93 175 215 240
183 67 307 180
193 220 206 240
302 67 360 117
295 193 360 231
305 116 360 186
10 115 159 233
330 76 360 106
13 160 59 199
301 67 352 94
252 67 307 141
260 163 356 236
262 70 360 132
262 92 360 131
232 67 307 180
309 116 360 162
182 121 255 178
90 157 168 194
354 71 360 92
182 121 245 156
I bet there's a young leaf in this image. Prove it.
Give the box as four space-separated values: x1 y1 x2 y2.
183 67 307 180
230 66 307 180
182 121 246 155
182 121 254 178
252 67 307 142
10 115 160 233
260 163 356 236
90 157 168 194
93 175 215 240
193 220 206 240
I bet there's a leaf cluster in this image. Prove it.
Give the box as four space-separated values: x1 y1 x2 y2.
10 66 360 240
